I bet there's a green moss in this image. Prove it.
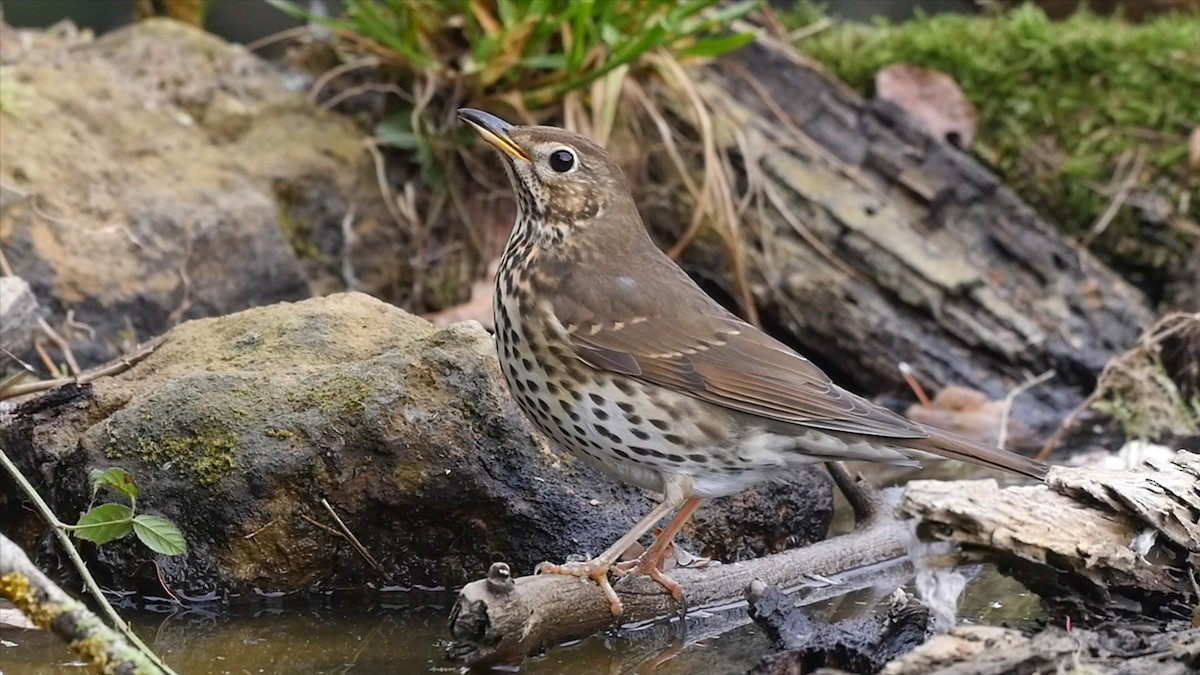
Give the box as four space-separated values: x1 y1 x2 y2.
276 204 321 259
786 4 1200 302
265 427 294 439
286 374 369 419
106 428 238 486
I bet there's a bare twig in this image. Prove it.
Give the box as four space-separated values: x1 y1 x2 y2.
321 498 381 572
37 316 81 376
997 370 1055 450
308 56 381 107
0 533 168 673
300 514 344 538
0 335 167 400
242 518 278 540
898 363 933 408
1082 147 1145 247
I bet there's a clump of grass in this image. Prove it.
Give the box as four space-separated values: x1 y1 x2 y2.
787 3 1200 304
266 0 758 150
262 0 762 315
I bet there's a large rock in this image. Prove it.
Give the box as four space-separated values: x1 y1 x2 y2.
0 294 832 595
0 19 406 368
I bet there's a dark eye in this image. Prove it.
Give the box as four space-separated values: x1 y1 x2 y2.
548 149 576 173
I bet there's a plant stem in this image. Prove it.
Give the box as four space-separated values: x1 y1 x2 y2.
0 449 179 675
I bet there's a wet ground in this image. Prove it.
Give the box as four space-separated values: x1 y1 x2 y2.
1 565 1043 674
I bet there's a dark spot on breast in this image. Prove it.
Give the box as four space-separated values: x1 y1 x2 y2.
527 380 540 393
537 399 551 413
593 408 609 421
664 433 686 447
617 401 635 413
688 453 709 463
614 379 636 396
521 358 533 370
624 414 643 425
665 454 686 464
588 393 606 406
546 381 559 395
630 446 653 456
631 429 650 441
573 424 587 436
650 419 669 431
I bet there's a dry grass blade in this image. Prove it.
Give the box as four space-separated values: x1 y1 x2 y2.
1037 313 1200 460
651 51 758 326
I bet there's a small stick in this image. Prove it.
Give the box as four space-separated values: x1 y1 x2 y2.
0 336 167 400
997 370 1055 450
321 498 382 572
898 363 932 408
300 514 344 538
37 317 81 376
242 518 278 540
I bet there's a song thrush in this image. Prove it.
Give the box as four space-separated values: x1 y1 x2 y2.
457 108 1047 616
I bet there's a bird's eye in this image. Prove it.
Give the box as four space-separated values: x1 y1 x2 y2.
548 148 576 173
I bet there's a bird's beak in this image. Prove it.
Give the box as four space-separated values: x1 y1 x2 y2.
457 108 531 162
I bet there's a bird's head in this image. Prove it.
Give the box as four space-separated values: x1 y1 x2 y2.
458 108 636 235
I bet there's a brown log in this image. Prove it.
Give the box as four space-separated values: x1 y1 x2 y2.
633 38 1154 436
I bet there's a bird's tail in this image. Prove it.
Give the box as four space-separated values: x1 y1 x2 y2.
910 427 1048 480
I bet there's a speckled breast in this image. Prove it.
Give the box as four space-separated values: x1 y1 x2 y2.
491 268 764 498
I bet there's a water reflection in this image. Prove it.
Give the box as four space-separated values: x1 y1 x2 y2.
1 564 1041 674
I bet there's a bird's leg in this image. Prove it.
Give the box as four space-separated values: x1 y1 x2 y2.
537 475 693 616
612 497 705 603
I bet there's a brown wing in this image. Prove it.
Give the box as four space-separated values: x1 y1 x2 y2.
551 251 928 441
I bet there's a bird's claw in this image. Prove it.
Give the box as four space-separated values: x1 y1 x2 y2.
536 559 623 616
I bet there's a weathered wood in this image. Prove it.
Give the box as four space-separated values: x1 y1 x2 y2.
900 450 1200 623
447 470 910 667
639 39 1154 434
870 624 1200 675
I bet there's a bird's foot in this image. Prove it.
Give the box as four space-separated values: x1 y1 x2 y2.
611 543 690 603
613 553 685 603
535 559 623 616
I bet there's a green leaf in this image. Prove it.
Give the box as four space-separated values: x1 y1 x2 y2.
75 504 134 545
676 32 757 60
133 515 188 556
702 0 762 27
375 113 419 149
88 467 138 501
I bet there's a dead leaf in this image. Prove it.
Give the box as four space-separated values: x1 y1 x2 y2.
906 385 1034 448
876 64 978 149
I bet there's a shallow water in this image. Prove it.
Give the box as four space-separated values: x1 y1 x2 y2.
1 565 1043 674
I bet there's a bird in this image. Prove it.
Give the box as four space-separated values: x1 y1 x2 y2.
457 108 1048 617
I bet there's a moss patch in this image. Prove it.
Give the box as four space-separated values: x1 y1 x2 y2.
786 3 1200 303
105 427 239 486
286 373 370 419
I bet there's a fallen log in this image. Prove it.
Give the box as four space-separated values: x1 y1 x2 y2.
868 624 1199 675
900 449 1200 624
632 37 1154 435
447 467 911 668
